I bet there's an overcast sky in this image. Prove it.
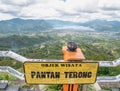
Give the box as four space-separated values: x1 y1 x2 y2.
0 0 120 22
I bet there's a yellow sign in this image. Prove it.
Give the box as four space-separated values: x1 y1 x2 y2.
24 62 99 84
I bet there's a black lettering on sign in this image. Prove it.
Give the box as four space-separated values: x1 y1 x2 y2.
41 64 59 67
41 72 46 78
64 72 92 78
61 64 82 67
31 71 36 78
31 71 60 78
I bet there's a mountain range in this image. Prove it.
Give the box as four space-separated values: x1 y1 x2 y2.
80 19 120 32
0 18 52 34
0 18 120 34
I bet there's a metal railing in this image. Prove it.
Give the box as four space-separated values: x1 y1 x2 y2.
1 65 120 82
0 66 24 80
0 51 120 82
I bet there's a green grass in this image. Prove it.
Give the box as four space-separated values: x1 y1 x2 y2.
0 72 17 80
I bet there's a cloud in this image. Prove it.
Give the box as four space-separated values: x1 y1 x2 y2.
0 13 15 20
49 0 98 16
0 0 120 22
1 0 35 6
97 0 120 21
0 0 27 17
0 4 19 14
19 3 61 19
98 0 120 11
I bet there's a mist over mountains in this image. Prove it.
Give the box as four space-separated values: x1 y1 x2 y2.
0 18 120 34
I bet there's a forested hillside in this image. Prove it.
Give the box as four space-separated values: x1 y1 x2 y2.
0 33 120 77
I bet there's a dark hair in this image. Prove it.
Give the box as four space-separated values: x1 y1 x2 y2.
67 42 77 52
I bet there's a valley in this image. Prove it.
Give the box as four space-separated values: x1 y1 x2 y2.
0 18 120 90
